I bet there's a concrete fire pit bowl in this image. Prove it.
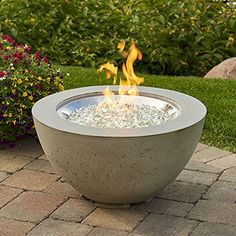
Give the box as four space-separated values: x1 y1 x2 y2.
32 86 207 205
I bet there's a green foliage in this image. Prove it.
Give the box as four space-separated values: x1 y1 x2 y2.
0 0 235 75
0 35 64 146
138 1 236 75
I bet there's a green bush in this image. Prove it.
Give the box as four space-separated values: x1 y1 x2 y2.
0 34 64 147
0 0 235 75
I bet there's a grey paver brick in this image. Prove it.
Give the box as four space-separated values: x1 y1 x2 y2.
190 222 236 236
2 137 43 158
203 181 236 202
156 181 209 203
44 180 81 198
188 200 236 225
191 147 231 163
185 160 223 174
24 159 57 174
0 191 66 223
128 233 142 236
0 185 23 208
207 154 236 169
0 153 33 173
136 198 193 217
82 208 148 232
3 169 59 191
51 198 95 222
219 167 236 182
195 143 210 152
1 140 235 235
88 227 128 236
176 169 219 186
38 154 47 160
59 177 66 182
27 218 93 236
0 217 35 236
134 213 198 236
0 171 8 182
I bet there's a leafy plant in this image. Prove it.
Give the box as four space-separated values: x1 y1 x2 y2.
0 0 235 75
0 34 64 147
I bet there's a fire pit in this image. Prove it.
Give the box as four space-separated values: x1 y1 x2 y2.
32 85 206 205
32 42 206 205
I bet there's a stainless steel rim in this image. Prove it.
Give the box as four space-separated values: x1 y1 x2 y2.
32 86 207 137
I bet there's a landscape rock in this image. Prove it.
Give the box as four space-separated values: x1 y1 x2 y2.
204 58 236 80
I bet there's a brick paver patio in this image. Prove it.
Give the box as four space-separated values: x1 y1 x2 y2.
0 138 236 236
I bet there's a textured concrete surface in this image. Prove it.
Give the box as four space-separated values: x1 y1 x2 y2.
32 86 207 205
0 137 235 235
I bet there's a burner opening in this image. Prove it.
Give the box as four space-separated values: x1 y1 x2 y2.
57 92 181 129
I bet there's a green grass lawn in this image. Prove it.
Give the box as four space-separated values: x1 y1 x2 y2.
61 66 236 153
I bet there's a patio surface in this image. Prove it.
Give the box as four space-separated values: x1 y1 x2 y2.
0 138 236 236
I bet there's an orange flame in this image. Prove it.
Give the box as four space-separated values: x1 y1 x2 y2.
97 62 118 85
117 40 128 58
121 42 144 87
97 41 144 107
99 85 114 107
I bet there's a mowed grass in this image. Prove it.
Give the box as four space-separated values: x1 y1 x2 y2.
61 66 236 153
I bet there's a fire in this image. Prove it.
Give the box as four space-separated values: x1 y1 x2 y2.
97 85 115 109
121 42 144 87
97 41 144 106
97 62 118 85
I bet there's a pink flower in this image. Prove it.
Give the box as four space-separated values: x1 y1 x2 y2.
17 55 23 61
17 52 23 60
12 52 18 58
1 35 7 40
35 51 41 60
43 57 48 64
24 47 31 52
4 55 9 60
0 71 6 77
12 41 18 47
7 36 13 43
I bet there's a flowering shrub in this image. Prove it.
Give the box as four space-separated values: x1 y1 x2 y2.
0 34 64 147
